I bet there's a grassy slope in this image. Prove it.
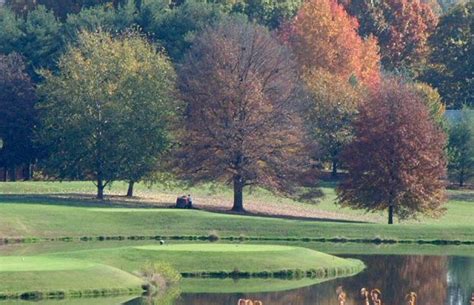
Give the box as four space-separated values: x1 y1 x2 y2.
2 239 474 258
0 201 473 242
0 257 144 297
0 296 137 305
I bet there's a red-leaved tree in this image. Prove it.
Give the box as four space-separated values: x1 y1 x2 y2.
176 18 311 212
337 77 447 224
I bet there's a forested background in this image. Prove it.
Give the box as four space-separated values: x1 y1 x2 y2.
0 0 472 215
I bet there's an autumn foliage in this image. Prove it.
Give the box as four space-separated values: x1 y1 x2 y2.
176 19 310 212
337 77 447 224
383 0 438 73
340 0 438 75
282 0 380 85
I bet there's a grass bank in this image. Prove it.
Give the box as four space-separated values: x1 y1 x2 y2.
0 244 363 299
45 244 364 277
2 239 474 258
0 257 143 300
0 201 473 243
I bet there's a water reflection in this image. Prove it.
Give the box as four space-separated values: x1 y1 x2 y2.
127 255 473 305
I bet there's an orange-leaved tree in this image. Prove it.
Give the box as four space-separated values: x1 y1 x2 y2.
340 0 438 76
176 18 311 212
337 77 447 224
281 0 380 85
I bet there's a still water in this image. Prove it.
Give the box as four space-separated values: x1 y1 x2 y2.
126 254 474 305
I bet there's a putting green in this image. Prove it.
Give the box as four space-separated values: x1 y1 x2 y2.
51 243 365 276
0 256 96 272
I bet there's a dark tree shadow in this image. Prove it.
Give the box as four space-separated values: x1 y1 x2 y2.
0 193 368 224
449 191 474 203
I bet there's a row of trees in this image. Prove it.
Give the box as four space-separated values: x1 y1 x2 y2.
0 0 472 106
3 24 447 224
0 0 470 223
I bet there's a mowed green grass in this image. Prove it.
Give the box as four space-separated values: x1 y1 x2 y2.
45 244 364 274
1 181 473 224
0 201 473 242
0 257 144 297
0 244 364 297
0 181 473 242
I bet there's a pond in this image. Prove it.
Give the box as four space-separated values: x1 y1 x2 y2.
124 254 474 305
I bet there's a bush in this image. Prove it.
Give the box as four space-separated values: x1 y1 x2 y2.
208 231 220 242
140 262 181 291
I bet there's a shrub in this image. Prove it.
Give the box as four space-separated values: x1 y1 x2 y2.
208 231 220 242
140 262 181 291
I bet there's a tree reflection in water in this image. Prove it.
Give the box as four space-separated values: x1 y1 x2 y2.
126 255 474 305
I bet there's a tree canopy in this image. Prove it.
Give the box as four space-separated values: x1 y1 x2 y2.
283 0 380 85
0 53 37 181
0 5 62 80
337 77 447 224
302 70 362 177
340 0 438 76
38 30 177 198
176 18 310 211
423 1 473 108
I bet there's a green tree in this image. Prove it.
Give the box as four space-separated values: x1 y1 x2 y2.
4 0 125 19
62 0 137 42
412 82 446 127
38 30 177 199
423 1 473 109
0 6 23 54
447 109 474 186
145 0 227 61
0 5 62 80
135 0 169 32
303 70 362 178
0 53 37 181
231 0 302 29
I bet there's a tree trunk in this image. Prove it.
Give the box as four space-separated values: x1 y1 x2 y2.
9 165 16 182
388 205 394 224
459 171 464 187
231 176 244 212
2 167 7 182
97 177 105 200
25 163 33 181
126 181 135 197
331 159 338 179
